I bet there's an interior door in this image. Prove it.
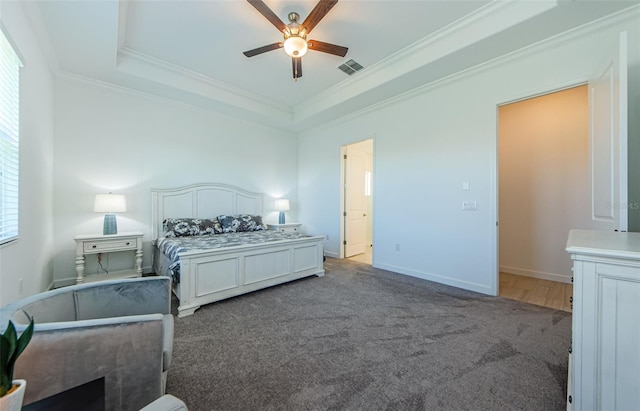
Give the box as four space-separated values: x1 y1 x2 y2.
344 147 367 257
589 31 628 231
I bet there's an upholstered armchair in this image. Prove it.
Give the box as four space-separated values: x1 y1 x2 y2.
0 277 174 411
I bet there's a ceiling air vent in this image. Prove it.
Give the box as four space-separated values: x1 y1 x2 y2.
338 59 364 76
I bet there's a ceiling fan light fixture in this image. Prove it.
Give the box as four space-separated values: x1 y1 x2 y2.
283 35 308 57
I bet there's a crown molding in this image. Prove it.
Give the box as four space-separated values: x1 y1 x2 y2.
300 4 640 137
293 0 559 123
116 47 293 123
55 70 295 135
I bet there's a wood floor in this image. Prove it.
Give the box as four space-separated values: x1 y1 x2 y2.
499 272 572 312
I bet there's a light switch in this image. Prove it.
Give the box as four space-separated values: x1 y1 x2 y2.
462 181 470 191
462 201 477 211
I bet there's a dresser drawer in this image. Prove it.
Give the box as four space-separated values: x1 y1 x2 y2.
83 238 137 253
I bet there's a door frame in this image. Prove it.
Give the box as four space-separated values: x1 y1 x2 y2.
340 137 375 260
494 81 590 296
495 29 629 294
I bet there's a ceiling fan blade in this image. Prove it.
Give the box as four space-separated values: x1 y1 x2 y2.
243 43 283 57
247 0 287 32
301 0 338 34
292 57 302 80
308 40 348 57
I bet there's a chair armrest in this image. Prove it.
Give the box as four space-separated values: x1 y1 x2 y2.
74 277 171 320
140 394 188 411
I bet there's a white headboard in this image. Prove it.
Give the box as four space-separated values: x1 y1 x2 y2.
151 183 263 239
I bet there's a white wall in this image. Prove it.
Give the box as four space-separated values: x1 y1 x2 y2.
499 86 589 283
298 11 640 295
52 76 298 284
0 2 55 305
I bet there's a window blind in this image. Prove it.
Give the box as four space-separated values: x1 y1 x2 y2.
0 31 21 245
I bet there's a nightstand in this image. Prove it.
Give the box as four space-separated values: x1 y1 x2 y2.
268 223 301 233
74 232 143 284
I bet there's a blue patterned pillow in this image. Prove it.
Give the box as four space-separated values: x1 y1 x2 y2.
217 214 267 233
163 218 223 237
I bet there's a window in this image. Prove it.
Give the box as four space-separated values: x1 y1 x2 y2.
0 30 21 245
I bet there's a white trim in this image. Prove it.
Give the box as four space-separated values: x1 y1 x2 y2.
116 47 292 122
301 5 640 137
296 0 557 122
56 71 292 136
375 262 494 295
324 250 339 259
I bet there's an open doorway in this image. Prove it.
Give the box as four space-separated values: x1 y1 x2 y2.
497 85 588 312
496 31 629 309
341 139 373 264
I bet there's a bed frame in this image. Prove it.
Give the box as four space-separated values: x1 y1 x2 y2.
151 183 325 317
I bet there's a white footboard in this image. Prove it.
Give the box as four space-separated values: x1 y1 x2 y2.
174 236 324 317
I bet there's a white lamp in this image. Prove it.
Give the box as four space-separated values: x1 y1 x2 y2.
94 193 126 235
275 199 290 224
283 36 308 57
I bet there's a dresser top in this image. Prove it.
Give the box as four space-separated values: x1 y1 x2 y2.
566 229 640 260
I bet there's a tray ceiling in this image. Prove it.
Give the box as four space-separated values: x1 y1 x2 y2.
23 0 638 131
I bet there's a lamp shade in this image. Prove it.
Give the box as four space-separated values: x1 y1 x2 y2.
93 194 127 213
275 199 290 211
283 36 308 57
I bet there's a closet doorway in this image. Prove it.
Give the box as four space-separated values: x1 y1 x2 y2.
497 85 589 311
341 139 373 264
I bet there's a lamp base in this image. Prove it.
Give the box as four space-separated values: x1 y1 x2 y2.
278 212 286 224
103 214 118 235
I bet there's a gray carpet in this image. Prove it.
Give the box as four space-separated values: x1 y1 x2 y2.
166 258 571 411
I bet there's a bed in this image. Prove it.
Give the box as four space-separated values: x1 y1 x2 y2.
151 183 325 317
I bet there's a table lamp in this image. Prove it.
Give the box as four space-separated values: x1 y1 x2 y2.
275 199 290 224
94 193 126 235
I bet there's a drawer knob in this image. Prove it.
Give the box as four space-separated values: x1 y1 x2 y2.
568 395 572 404
126 242 131 245
92 245 97 249
568 346 572 354
569 296 573 303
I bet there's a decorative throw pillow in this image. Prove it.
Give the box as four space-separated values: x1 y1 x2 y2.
217 214 267 233
163 218 223 237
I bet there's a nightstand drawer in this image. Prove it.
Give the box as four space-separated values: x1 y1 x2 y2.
269 223 301 233
84 238 137 253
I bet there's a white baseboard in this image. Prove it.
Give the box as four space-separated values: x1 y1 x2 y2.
500 265 572 284
375 262 495 295
52 278 76 289
324 250 339 259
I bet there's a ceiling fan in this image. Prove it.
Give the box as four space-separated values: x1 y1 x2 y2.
243 0 348 80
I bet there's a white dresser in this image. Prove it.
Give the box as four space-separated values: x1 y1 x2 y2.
565 229 640 411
